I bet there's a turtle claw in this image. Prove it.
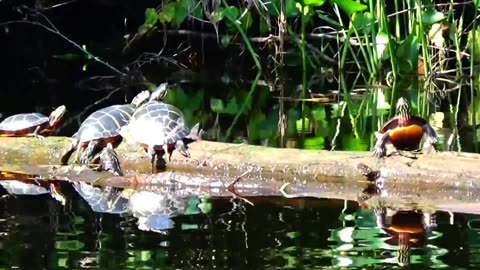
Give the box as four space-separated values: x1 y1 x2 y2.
372 145 386 158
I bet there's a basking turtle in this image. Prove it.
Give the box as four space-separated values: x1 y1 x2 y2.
61 85 167 166
119 101 200 173
0 105 66 140
373 97 438 158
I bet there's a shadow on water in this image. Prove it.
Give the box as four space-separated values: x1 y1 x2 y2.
0 174 478 269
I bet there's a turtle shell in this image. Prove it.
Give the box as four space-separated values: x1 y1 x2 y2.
0 113 48 135
378 116 428 150
125 102 190 148
76 104 136 145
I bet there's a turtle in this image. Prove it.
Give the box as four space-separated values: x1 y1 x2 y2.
373 97 438 158
60 84 168 166
0 105 66 140
119 101 200 173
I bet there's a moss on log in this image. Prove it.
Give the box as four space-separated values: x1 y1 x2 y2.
0 137 479 189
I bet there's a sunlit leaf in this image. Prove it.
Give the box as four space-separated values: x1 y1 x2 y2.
375 31 389 61
467 29 480 63
422 9 445 25
304 0 326 7
304 136 325 149
210 9 224 23
145 8 159 26
329 0 367 17
158 3 176 23
210 98 225 113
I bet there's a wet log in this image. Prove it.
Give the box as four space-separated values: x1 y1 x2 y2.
0 136 479 189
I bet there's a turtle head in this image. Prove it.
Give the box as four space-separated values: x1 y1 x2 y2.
149 83 169 102
49 105 67 127
131 90 151 107
395 97 411 120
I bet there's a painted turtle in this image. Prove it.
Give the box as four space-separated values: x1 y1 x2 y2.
373 97 438 158
0 105 66 140
119 101 200 173
60 86 168 166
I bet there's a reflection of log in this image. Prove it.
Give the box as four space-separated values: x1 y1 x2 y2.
0 137 479 186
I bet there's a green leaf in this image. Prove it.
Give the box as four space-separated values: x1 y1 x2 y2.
421 9 445 25
260 17 269 35
468 29 480 63
239 11 253 32
221 35 232 47
224 96 239 114
210 9 224 23
174 5 189 28
247 112 266 141
285 0 298 17
304 0 326 7
375 31 389 60
352 12 374 34
145 8 159 26
210 98 225 113
316 10 343 28
329 0 367 17
158 3 176 23
52 53 83 61
223 6 239 22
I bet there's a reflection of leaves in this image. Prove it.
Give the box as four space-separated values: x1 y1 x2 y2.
55 240 85 251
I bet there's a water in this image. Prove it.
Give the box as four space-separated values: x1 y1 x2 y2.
0 180 478 269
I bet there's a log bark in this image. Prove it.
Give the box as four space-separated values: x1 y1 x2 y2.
0 136 479 189
1 136 480 214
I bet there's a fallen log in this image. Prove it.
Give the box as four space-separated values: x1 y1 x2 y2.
0 137 479 189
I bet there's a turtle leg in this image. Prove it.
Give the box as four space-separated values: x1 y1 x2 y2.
147 145 157 174
79 140 101 165
372 131 390 158
61 141 78 165
29 125 45 141
99 143 123 176
48 182 66 206
175 140 191 159
423 124 438 151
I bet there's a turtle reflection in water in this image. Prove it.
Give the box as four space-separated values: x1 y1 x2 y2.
72 181 129 215
373 97 438 158
374 208 437 267
0 180 66 205
123 189 207 234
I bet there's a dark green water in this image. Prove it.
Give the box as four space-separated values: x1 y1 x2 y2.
0 180 478 269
